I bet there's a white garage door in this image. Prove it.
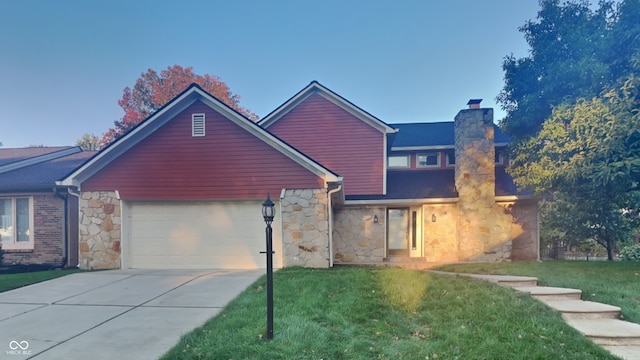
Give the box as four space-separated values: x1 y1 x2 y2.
125 201 282 269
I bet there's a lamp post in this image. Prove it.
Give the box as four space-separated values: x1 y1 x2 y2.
262 194 275 340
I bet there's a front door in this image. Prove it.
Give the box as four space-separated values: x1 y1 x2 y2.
387 208 409 256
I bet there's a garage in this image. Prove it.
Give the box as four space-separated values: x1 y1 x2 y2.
124 200 282 269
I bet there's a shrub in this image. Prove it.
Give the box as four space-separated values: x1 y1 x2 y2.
619 243 640 261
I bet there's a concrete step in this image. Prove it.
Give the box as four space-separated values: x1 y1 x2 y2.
427 271 538 287
541 299 621 320
602 345 640 360
514 286 582 301
567 319 640 346
469 274 538 287
383 257 426 263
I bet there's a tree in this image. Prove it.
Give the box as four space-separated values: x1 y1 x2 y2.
510 75 640 259
498 0 640 259
497 0 626 141
76 133 102 150
101 65 258 145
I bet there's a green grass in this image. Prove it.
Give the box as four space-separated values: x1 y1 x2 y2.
162 267 616 359
436 260 640 324
0 269 82 293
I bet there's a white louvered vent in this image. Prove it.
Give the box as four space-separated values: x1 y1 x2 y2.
192 113 205 137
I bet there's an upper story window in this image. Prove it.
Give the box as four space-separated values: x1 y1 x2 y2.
0 197 34 250
495 151 505 165
388 155 410 168
445 150 455 167
417 153 440 168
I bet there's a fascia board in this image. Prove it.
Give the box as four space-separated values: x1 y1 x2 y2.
391 144 509 152
344 198 459 206
391 145 455 151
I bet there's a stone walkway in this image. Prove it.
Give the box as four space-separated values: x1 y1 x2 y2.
429 271 640 360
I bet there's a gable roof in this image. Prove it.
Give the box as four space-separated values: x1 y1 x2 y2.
390 122 511 150
59 83 341 188
0 147 96 192
259 81 398 135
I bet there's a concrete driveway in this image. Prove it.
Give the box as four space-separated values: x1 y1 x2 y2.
0 269 263 360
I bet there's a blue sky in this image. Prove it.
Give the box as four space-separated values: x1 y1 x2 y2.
0 1 541 148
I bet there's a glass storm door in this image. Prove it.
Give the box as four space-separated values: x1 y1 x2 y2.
387 208 409 256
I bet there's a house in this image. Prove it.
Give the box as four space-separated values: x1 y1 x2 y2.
0 146 96 267
60 82 539 270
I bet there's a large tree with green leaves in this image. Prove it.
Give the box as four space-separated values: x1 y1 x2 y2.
498 0 640 141
510 74 640 259
500 0 640 259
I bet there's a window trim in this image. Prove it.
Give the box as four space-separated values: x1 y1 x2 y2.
0 197 34 250
416 152 441 168
388 155 410 168
445 151 455 167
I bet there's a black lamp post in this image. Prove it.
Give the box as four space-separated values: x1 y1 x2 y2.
262 194 275 340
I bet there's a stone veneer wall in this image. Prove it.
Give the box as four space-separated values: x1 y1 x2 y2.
500 200 539 260
280 189 330 268
454 107 516 261
78 191 121 269
333 206 385 264
422 204 458 262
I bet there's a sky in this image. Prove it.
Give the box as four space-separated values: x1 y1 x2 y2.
0 0 542 148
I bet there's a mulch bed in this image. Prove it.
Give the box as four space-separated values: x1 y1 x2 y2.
0 264 56 274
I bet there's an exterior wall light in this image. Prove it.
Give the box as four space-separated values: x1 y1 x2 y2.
432 213 436 222
373 215 379 223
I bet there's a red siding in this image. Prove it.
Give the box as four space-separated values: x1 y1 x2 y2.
82 101 325 200
268 93 384 195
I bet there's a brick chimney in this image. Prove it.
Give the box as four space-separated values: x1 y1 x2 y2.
454 100 503 260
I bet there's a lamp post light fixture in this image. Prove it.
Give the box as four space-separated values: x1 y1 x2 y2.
261 194 275 340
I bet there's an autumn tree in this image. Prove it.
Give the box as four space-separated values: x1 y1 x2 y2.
102 65 257 145
76 133 102 150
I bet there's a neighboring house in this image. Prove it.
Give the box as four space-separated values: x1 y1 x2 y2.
60 82 539 270
0 146 96 267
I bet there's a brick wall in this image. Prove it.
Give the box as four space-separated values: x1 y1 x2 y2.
3 193 64 266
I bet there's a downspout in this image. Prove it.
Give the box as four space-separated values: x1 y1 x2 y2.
53 187 71 269
327 184 342 268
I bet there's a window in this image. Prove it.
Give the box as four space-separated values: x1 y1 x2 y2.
417 153 440 168
445 150 455 167
0 197 33 249
192 113 205 137
388 155 409 168
495 151 504 165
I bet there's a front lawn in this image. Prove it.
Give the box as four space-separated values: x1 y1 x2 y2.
163 267 615 359
437 260 640 324
0 269 83 293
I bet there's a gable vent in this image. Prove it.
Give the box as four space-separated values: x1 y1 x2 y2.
192 113 205 137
